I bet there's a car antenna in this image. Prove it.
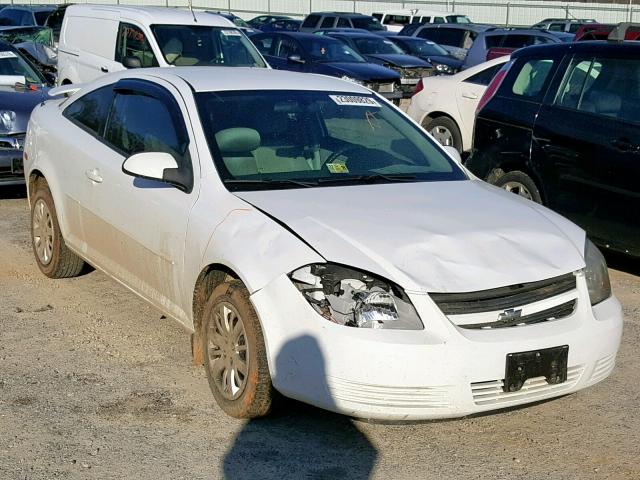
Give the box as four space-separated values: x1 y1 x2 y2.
188 0 198 23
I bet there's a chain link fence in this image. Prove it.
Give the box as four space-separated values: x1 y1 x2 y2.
1 0 638 26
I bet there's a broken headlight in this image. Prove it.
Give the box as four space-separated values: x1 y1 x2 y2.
290 263 423 330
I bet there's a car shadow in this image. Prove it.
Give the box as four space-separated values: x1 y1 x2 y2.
0 184 27 200
222 335 377 480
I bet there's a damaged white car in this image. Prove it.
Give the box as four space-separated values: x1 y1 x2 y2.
24 67 622 420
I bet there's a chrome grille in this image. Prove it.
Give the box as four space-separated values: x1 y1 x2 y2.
0 134 25 150
430 273 577 316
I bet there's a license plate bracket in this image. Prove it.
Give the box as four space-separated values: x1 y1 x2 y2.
504 345 568 393
11 157 23 174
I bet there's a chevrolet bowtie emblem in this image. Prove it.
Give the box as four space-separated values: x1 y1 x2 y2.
497 308 523 324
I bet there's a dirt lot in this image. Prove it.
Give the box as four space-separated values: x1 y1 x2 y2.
1 185 638 480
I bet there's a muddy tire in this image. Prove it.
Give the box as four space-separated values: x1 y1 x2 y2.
202 280 273 418
30 179 85 278
492 170 543 204
425 116 463 153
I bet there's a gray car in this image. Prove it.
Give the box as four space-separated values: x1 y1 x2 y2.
532 18 596 33
0 41 51 186
462 29 574 69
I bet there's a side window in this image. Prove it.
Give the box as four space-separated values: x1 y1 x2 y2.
568 23 581 33
502 35 537 48
276 38 300 58
464 63 501 86
320 16 336 29
63 85 115 137
337 17 350 28
417 16 431 23
301 14 320 29
115 23 158 67
549 23 565 32
253 35 275 56
484 35 503 49
509 58 555 100
557 57 639 123
105 92 188 165
434 17 445 24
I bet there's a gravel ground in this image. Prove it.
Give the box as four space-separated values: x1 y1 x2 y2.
1 186 638 480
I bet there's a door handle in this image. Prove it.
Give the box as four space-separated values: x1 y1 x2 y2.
462 92 478 99
85 168 103 183
101 67 109 73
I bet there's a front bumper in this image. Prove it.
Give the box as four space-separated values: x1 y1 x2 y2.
0 143 25 186
251 274 623 420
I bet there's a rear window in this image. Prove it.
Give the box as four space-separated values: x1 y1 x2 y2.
509 58 555 100
385 15 410 26
447 15 471 24
417 28 466 48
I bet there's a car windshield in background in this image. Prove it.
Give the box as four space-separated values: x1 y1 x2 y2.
352 17 385 31
196 90 467 191
299 38 366 63
354 37 404 55
447 15 471 23
402 39 450 56
0 49 45 84
0 26 54 47
151 25 266 67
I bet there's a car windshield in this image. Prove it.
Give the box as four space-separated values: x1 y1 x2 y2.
352 17 385 31
0 48 45 84
196 90 467 191
229 16 251 28
401 39 449 56
0 26 54 47
151 25 266 67
353 37 404 55
299 38 366 63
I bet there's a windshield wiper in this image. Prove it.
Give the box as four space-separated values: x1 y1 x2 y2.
224 178 317 188
317 173 417 184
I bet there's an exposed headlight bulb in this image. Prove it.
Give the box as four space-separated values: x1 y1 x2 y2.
354 290 399 328
0 110 16 133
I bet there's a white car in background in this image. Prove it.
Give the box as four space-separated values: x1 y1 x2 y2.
24 67 622 421
372 9 471 33
408 55 509 153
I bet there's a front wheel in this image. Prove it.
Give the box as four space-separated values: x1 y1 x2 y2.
492 170 543 204
202 280 273 418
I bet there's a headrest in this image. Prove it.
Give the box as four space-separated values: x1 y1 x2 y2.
163 38 183 63
215 127 261 153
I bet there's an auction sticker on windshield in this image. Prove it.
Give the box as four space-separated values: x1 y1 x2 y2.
221 29 242 36
0 51 17 59
330 95 381 107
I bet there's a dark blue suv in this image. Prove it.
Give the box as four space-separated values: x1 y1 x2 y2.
467 38 640 256
251 32 402 102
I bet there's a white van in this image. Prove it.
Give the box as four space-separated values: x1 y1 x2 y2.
57 5 267 85
372 9 471 33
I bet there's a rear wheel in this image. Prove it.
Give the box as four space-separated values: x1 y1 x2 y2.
424 116 463 153
492 170 542 204
202 280 273 418
30 179 85 278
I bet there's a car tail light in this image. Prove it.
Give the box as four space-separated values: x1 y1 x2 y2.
476 61 511 114
413 78 424 96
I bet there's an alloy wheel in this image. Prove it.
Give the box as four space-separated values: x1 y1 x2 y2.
502 181 534 201
430 125 454 146
32 198 54 265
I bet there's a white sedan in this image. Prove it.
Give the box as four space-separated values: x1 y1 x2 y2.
24 67 622 420
408 56 509 153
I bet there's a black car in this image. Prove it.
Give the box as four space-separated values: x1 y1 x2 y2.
259 19 302 33
325 31 433 96
387 36 463 74
251 33 401 102
247 15 293 30
466 39 640 256
300 12 385 33
0 41 51 186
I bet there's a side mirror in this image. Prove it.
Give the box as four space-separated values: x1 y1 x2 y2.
123 55 142 69
287 54 305 64
443 145 462 164
122 151 178 182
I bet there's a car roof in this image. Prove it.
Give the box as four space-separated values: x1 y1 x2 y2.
65 5 235 27
485 28 563 36
309 12 375 18
372 9 454 16
135 67 372 94
266 32 342 42
1 5 55 12
417 23 493 32
512 40 640 59
326 31 387 38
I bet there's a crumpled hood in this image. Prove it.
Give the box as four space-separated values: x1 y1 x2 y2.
236 181 586 293
320 62 400 82
365 53 431 68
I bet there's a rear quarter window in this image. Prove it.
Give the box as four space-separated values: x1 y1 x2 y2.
503 58 556 101
301 15 320 28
